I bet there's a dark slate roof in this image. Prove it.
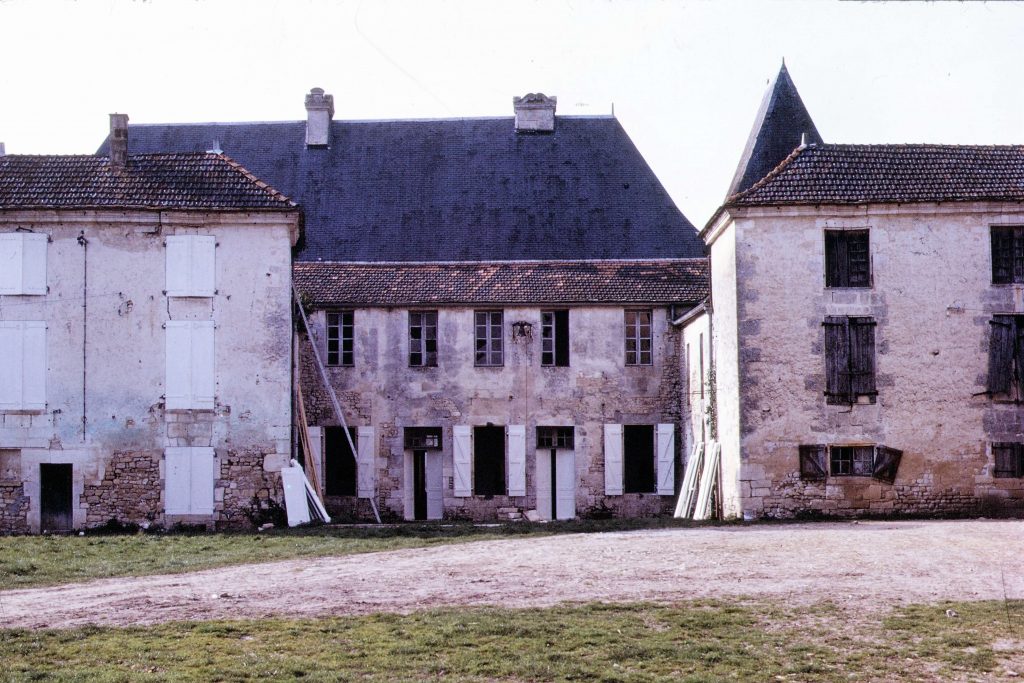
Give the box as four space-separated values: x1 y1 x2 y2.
0 153 295 211
293 259 709 306
98 117 702 262
726 63 822 198
728 144 1024 207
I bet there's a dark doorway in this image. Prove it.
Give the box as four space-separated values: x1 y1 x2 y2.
473 425 505 496
325 427 357 496
40 463 73 532
624 425 655 493
412 450 427 520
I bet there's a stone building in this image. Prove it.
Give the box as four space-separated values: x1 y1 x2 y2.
110 91 709 521
692 64 1024 519
0 117 299 532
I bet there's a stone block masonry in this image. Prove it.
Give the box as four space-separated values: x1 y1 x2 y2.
83 451 162 526
0 483 29 534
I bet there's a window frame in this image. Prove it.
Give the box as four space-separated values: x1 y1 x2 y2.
624 309 653 366
541 309 570 367
326 310 354 367
824 229 871 288
992 442 1024 478
408 310 438 368
474 310 504 367
799 443 902 482
404 427 443 451
823 316 877 405
537 426 574 450
990 226 1024 285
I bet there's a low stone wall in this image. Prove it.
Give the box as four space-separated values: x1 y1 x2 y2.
0 482 29 534
83 451 162 527
216 447 284 529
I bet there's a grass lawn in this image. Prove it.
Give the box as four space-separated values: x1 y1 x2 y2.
0 518 702 590
1 599 1022 681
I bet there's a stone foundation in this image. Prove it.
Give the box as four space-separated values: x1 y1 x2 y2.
0 482 29 534
83 451 162 527
216 447 284 529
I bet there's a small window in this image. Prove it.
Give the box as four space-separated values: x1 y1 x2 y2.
625 310 653 366
993 443 1024 478
541 310 569 367
800 443 903 482
473 425 506 495
537 426 574 450
404 427 442 450
623 424 655 493
830 445 874 476
475 310 503 366
987 315 1024 398
327 311 354 367
325 426 357 495
823 316 876 405
991 226 1024 284
825 230 871 288
409 311 438 367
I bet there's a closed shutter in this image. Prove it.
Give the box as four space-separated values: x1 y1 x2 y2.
849 318 877 397
189 447 215 514
165 322 192 409
0 234 22 294
166 235 215 297
872 445 903 484
656 423 675 495
0 322 23 409
799 444 828 480
425 453 444 519
20 322 46 410
823 317 850 403
988 316 1014 394
507 425 526 496
165 236 191 296
453 426 472 496
20 233 47 295
164 447 191 514
356 425 375 498
604 423 623 495
190 322 215 410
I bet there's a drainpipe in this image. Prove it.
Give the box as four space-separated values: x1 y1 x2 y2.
78 231 88 441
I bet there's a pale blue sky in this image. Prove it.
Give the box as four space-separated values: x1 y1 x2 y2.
2 0 1022 225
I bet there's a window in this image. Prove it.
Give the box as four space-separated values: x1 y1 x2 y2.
0 232 47 295
993 443 1024 478
825 230 870 287
409 311 438 367
987 315 1024 397
475 310 503 366
623 425 655 493
0 321 46 411
165 321 215 410
327 311 354 367
537 426 574 449
473 425 505 495
991 226 1024 284
325 427 357 496
541 310 569 366
823 316 876 405
164 447 215 514
799 443 902 482
404 427 442 450
165 235 215 297
625 310 652 366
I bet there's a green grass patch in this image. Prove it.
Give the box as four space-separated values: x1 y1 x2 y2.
0 517 705 590
1 600 1021 681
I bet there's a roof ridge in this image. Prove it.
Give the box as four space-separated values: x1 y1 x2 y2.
725 143 810 205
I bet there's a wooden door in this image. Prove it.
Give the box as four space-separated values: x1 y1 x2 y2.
40 463 73 532
425 452 443 520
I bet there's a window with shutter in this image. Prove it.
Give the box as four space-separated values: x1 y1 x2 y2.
992 442 1024 478
985 315 1024 399
603 424 623 495
541 310 570 367
0 233 47 295
409 311 438 367
507 425 526 496
823 316 876 404
165 321 215 410
991 227 1024 284
656 423 675 495
164 447 215 514
473 425 505 495
872 446 903 483
165 235 215 297
825 230 870 288
0 321 46 411
623 425 655 493
798 444 828 480
452 426 472 496
474 311 503 366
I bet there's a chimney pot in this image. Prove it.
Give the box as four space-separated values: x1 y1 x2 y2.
513 93 557 133
109 113 129 169
305 87 335 147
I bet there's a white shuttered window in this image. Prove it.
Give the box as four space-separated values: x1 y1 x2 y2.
453 425 472 496
165 447 215 514
656 423 676 495
165 321 215 410
603 423 624 495
165 235 216 297
356 425 376 498
0 233 47 295
0 321 46 410
507 425 526 496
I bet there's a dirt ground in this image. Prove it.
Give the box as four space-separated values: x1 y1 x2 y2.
1 519 1022 630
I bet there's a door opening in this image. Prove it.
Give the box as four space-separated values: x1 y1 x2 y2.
40 463 73 532
413 450 427 521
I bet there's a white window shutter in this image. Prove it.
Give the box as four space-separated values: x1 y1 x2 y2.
190 322 216 409
20 322 46 410
20 233 47 295
165 322 192 409
453 425 472 497
0 322 24 409
656 423 676 496
604 423 623 495
165 236 191 296
189 447 215 514
164 447 191 514
356 425 375 498
190 236 216 296
507 424 526 496
0 234 23 295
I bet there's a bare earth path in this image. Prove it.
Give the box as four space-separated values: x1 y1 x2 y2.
1 520 1022 630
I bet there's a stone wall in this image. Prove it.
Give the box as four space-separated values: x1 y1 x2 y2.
216 447 284 529
83 450 161 526
0 483 29 534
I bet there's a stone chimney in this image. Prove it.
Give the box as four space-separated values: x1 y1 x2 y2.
0 142 5 157
305 87 335 147
513 93 557 133
109 113 129 169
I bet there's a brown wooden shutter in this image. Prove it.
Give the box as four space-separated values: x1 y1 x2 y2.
799 444 828 480
872 445 903 483
849 318 877 398
987 316 1014 394
825 231 843 287
992 443 1017 478
1014 227 1024 284
991 227 1014 284
823 317 850 404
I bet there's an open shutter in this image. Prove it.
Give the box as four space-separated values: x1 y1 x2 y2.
452 425 472 496
0 322 24 409
425 453 444 519
190 236 216 297
604 423 623 495
799 444 828 480
164 447 191 514
656 423 675 495
20 322 46 410
190 321 215 409
356 425 375 499
825 231 846 287
507 424 526 496
988 316 1014 394
872 445 903 484
823 317 850 403
20 233 47 295
849 318 877 397
165 236 191 296
189 447 215 514
0 234 22 294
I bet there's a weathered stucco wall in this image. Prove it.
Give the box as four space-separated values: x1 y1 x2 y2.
0 210 295 532
299 305 683 521
720 203 1024 518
